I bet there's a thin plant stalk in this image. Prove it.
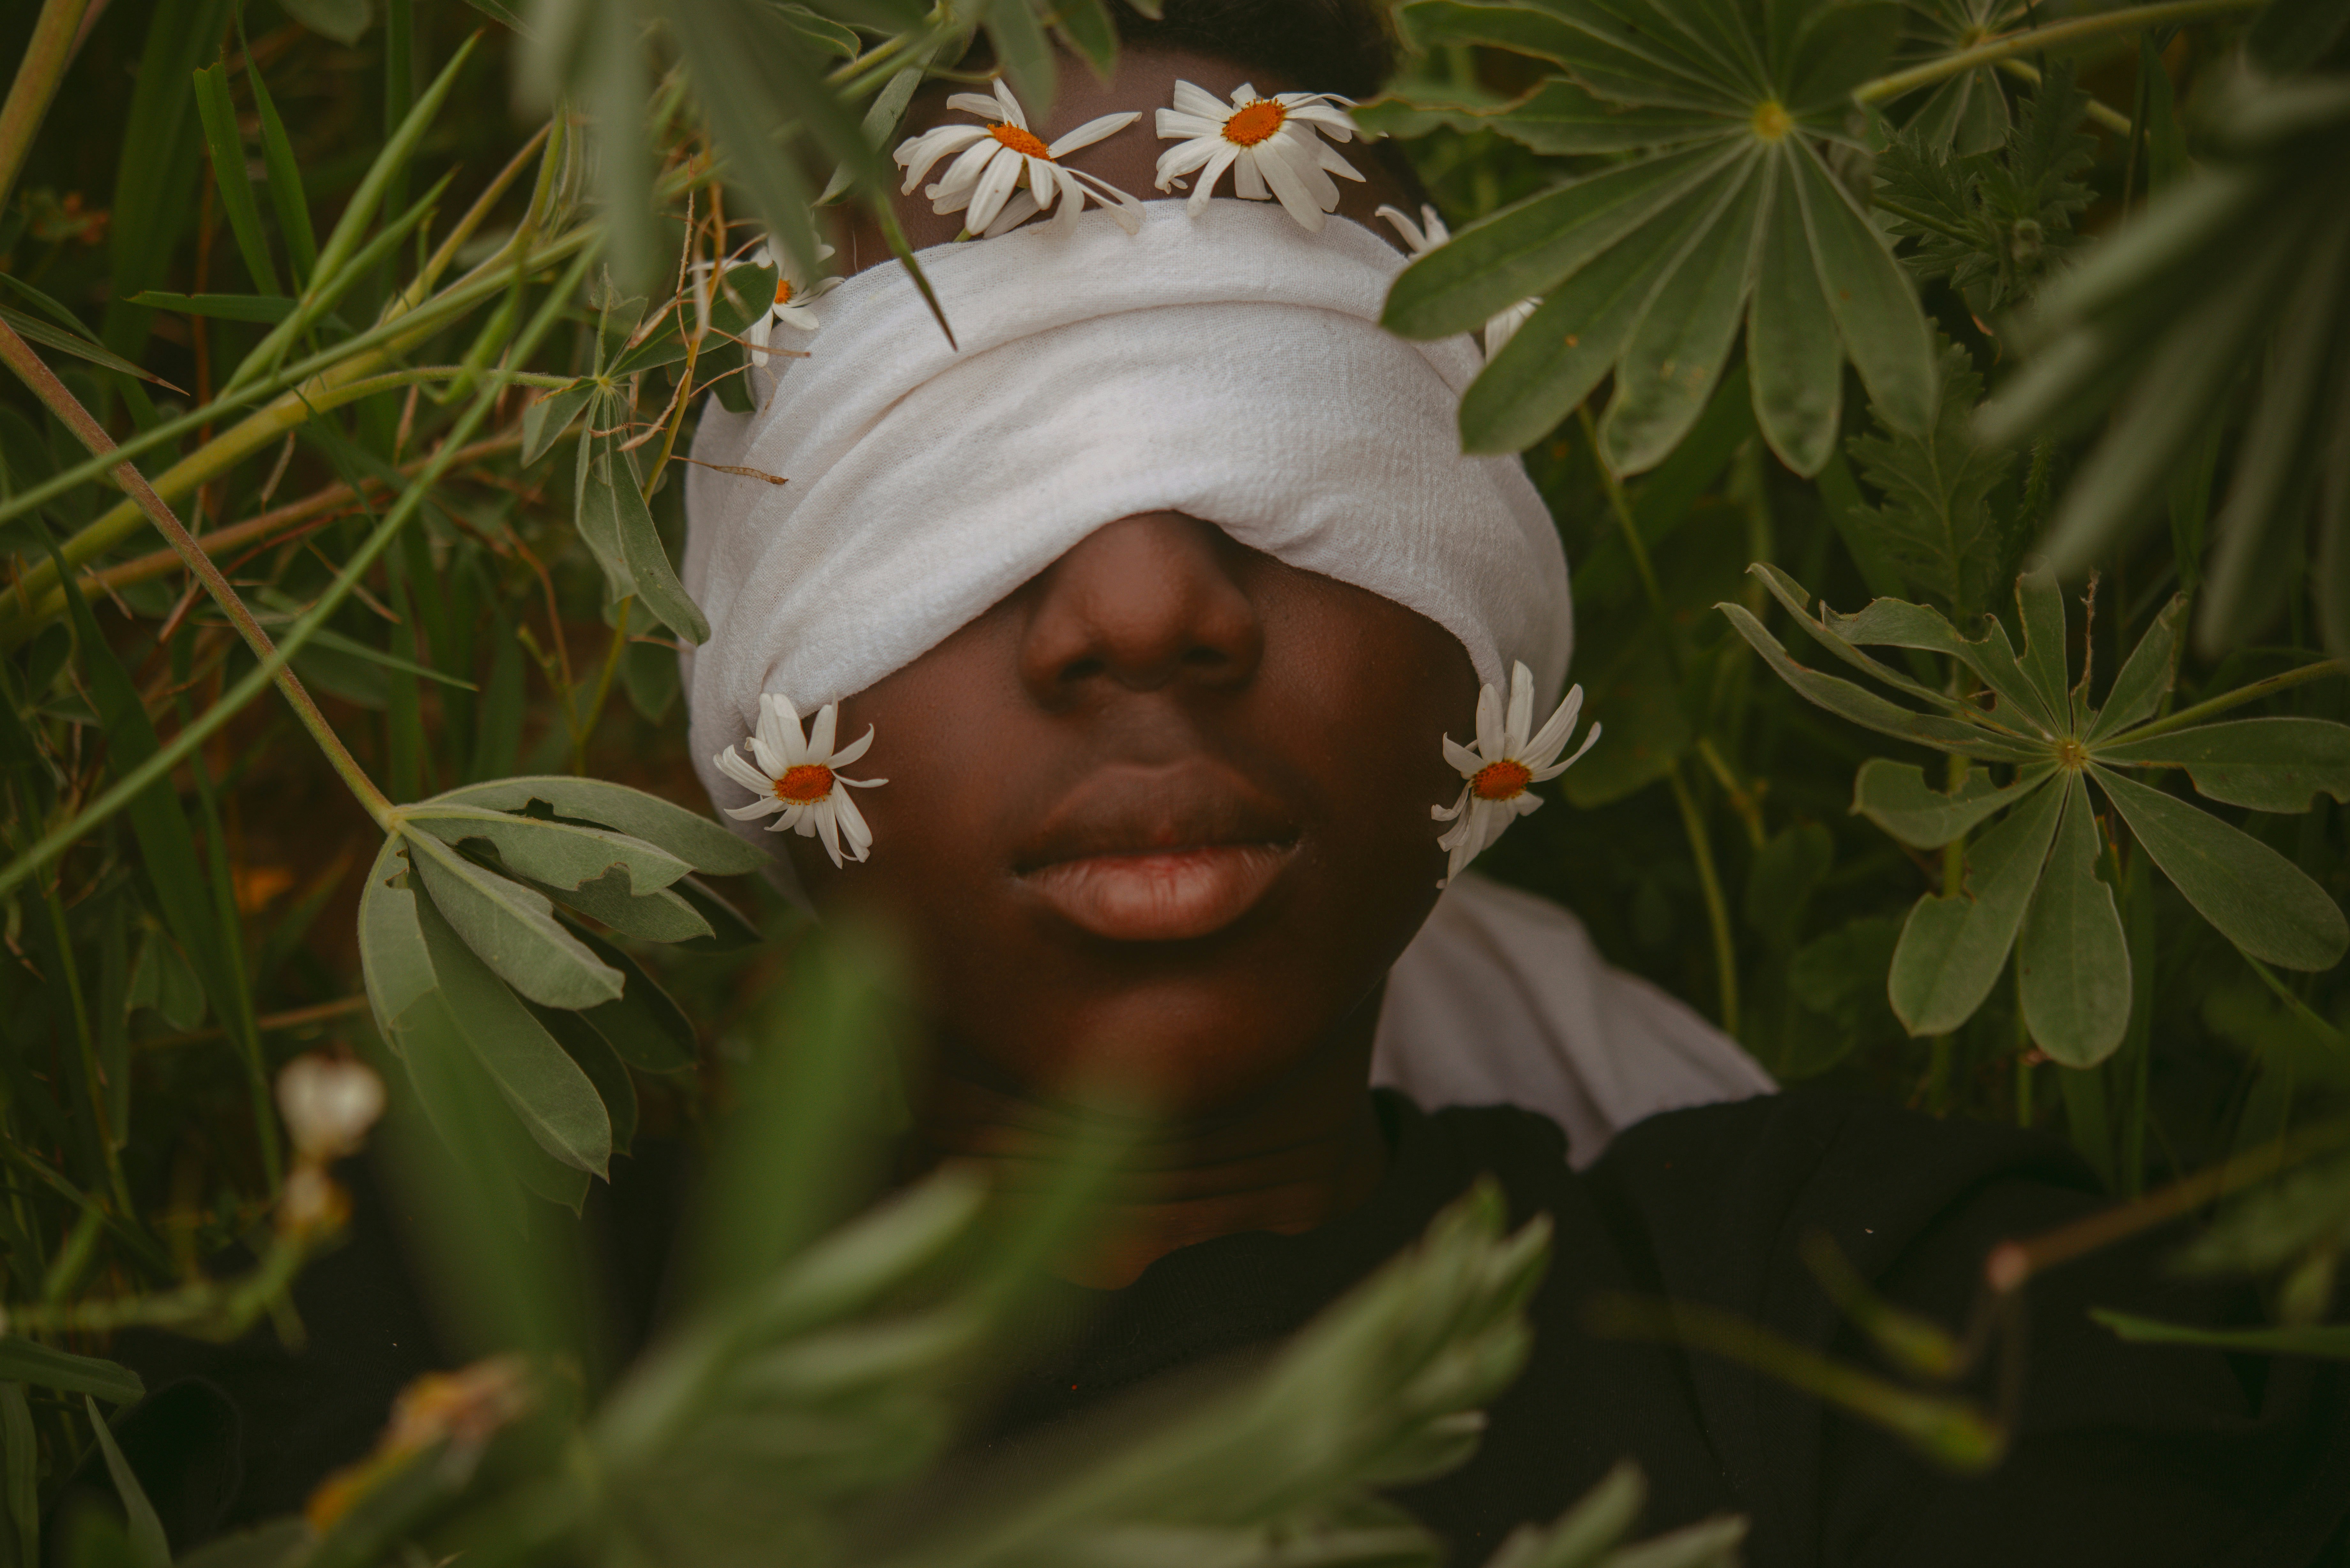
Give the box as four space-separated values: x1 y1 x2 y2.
0 0 91 209
1852 0 2262 103
1669 762 1741 1037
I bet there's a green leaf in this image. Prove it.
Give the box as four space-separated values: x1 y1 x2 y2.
1841 339 2016 619
1820 595 2053 735
2096 718 2350 814
243 54 318 286
533 868 713 944
1493 76 1732 154
410 883 613 1177
407 804 693 895
1742 823 1832 941
1386 144 1738 339
2016 774 2131 1066
1747 154 1842 475
2013 562 2073 724
359 837 437 1027
83 1398 168 1568
1852 759 2052 848
0 305 174 388
406 832 625 1010
390 964 593 1214
1461 162 1740 453
193 62 281 295
1600 157 1765 474
533 1004 637 1157
2091 765 2350 971
2088 593 2184 740
609 441 711 644
425 776 768 875
0 1342 141 1404
2093 1310 2350 1359
1484 1459 1644 1568
127 925 207 1031
668 874 766 951
1049 0 1119 75
1888 774 2063 1035
1717 601 2044 761
123 291 295 323
1791 138 1936 436
572 930 699 1072
1 1383 35 1568
521 382 595 465
982 0 1057 117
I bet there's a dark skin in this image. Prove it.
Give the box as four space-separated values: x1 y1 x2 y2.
791 46 1482 1287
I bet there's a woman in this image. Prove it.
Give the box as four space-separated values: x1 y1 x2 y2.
671 5 2349 1564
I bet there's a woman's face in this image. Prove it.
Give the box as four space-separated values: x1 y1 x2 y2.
792 47 1478 1118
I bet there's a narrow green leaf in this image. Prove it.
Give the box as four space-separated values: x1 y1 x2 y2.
669 873 765 951
1 1383 35 1568
1385 143 1739 338
2088 593 2184 740
611 442 711 644
243 54 319 285
192 62 281 295
2096 718 2350 814
1485 1459 1644 1568
0 1342 141 1405
1718 602 2042 760
123 291 295 323
1888 775 2063 1035
390 971 592 1214
1790 137 1936 435
2016 774 2131 1066
574 418 634 605
407 832 625 1009
1747 152 1841 475
1852 759 2052 848
983 0 1057 117
2091 764 2350 970
1400 0 1728 110
1600 156 1764 474
410 885 613 1177
1492 76 1731 154
522 382 594 465
0 305 174 387
358 837 436 1027
2013 562 2072 723
308 34 477 288
1460 163 1736 452
426 775 768 875
407 804 692 895
1822 595 2056 737
83 1398 169 1568
2094 1309 2350 1359
533 1004 637 1157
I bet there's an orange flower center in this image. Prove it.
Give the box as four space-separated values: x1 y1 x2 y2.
775 763 835 803
989 122 1053 159
774 276 795 306
1222 98 1287 146
1471 759 1533 801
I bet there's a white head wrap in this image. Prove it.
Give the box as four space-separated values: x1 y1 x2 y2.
681 198 1769 1159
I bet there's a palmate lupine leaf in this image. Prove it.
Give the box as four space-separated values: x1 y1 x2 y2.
1721 563 2350 1065
1382 0 1937 475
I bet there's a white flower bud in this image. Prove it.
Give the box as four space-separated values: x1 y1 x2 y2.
276 1055 386 1161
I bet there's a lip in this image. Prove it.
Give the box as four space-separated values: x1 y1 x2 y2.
1016 762 1300 942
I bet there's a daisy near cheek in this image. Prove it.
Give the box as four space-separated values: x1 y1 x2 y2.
776 763 835 803
1432 662 1602 886
1472 759 1534 801
715 693 886 869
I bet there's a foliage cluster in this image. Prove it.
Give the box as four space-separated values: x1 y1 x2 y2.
0 0 2347 1560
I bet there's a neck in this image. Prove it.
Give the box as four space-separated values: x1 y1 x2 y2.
906 1005 1391 1289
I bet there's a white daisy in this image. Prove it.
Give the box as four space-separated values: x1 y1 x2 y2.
1432 663 1601 886
1376 202 1540 358
692 239 838 364
893 78 1143 239
713 693 886 868
1155 80 1366 232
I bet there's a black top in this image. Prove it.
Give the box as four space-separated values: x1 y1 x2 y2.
98 1090 2350 1566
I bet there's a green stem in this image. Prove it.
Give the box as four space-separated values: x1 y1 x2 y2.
0 0 90 212
575 598 633 775
2122 658 2349 742
5 1228 315 1336
0 245 603 904
1994 58 2134 135
1853 0 2262 103
1669 762 1741 1037
0 320 399 827
1581 405 1668 628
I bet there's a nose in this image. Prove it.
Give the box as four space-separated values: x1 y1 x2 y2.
1018 513 1265 705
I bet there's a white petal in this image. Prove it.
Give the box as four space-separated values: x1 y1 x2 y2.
1155 135 1219 188
994 77 1026 127
1230 82 1261 106
724 797 785 820
1186 144 1241 213
812 798 845 867
1072 170 1147 231
1254 140 1326 229
1287 102 1359 136
1376 203 1427 253
1525 682 1586 764
830 724 876 767
748 732 785 777
1474 682 1505 758
946 90 1006 119
1506 662 1535 751
1433 783 1471 822
966 150 1023 233
897 125 985 191
770 303 821 330
1233 151 1269 201
1155 110 1223 140
929 136 1000 201
981 187 1042 237
716 744 770 791
833 785 874 849
806 701 838 761
1314 142 1365 182
1484 298 1538 357
1050 110 1140 157
1441 734 1484 777
1171 80 1229 119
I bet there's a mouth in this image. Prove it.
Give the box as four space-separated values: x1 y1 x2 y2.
1016 763 1300 942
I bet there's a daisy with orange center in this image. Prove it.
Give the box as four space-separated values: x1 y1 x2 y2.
894 79 1144 239
1433 662 1601 886
1155 80 1366 232
714 693 885 868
